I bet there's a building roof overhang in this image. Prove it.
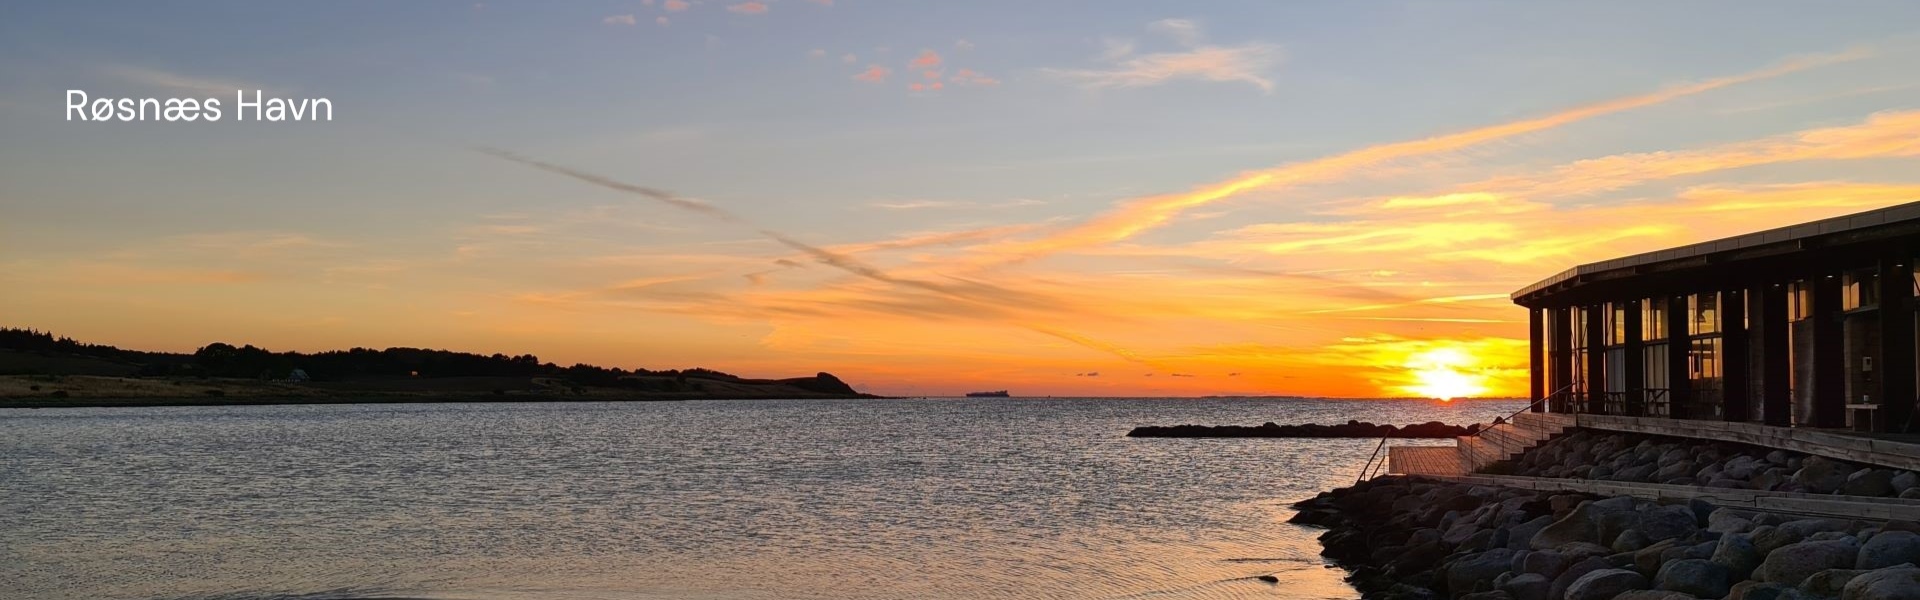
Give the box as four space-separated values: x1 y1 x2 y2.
1511 201 1920 308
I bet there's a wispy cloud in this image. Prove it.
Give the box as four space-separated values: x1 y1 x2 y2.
102 65 265 97
991 47 1871 263
602 14 637 26
727 2 768 15
475 149 1159 365
1147 18 1204 47
867 198 1041 210
949 68 1000 87
1047 43 1282 93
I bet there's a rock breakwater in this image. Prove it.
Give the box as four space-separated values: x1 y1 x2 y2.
1127 420 1481 438
1291 475 1920 599
1490 429 1920 500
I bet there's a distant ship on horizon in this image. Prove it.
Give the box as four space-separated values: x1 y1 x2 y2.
964 390 1010 398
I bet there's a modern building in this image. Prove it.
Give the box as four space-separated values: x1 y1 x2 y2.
1511 202 1920 432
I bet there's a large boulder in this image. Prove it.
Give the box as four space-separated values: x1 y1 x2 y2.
1446 549 1517 597
1793 455 1853 493
1563 568 1649 600
1756 538 1862 585
1506 515 1553 551
1859 530 1920 570
1844 469 1898 497
1841 564 1920 600
1615 529 1652 553
1498 573 1550 600
1615 463 1658 482
1714 532 1764 580
1894 471 1920 495
1655 558 1731 598
1654 460 1696 482
1726 581 1794 600
1613 592 1700 600
1550 557 1617 600
1755 519 1849 554
1532 506 1600 550
1631 540 1682 577
1393 541 1450 575
1633 505 1702 544
1557 542 1615 561
1521 550 1571 579
1800 568 1867 597
1443 521 1483 545
1380 583 1442 600
1710 508 1758 534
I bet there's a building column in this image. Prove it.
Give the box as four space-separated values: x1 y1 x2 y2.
1813 274 1847 428
1529 307 1545 412
1722 289 1751 422
1623 299 1645 417
1755 284 1792 427
1585 304 1607 414
1667 295 1693 419
1878 254 1916 432
1551 306 1574 414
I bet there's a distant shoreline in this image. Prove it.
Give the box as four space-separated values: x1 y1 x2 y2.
0 393 876 410
0 372 878 410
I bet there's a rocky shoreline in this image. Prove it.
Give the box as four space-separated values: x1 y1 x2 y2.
1127 420 1481 438
1489 430 1920 500
1291 476 1920 599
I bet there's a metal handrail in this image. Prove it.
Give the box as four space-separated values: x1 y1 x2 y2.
1354 436 1390 484
1354 384 1578 483
1458 383 1579 473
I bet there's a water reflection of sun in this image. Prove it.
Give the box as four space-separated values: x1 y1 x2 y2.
1401 347 1490 401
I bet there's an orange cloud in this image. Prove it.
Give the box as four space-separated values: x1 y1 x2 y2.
950 68 999 86
727 2 768 15
852 65 890 83
910 49 942 69
663 0 689 11
986 47 1871 264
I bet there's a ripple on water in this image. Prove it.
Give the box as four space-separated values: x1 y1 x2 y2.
1 397 1520 600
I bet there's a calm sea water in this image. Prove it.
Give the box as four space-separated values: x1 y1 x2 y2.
1 397 1522 600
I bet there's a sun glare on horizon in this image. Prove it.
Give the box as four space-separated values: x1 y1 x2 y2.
1400 347 1491 401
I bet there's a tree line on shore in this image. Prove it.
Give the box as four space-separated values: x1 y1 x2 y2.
0 328 857 394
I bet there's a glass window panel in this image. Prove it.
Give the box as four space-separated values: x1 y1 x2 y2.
1609 303 1628 345
1644 299 1668 340
1691 293 1718 335
1571 307 1587 350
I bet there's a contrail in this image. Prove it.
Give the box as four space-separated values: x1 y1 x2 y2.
475 147 1164 367
475 147 743 222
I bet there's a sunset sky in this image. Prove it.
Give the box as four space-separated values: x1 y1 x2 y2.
5 2 1920 397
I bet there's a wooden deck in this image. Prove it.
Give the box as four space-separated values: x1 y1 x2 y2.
1387 446 1468 476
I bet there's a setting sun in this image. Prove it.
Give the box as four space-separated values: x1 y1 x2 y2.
1400 347 1491 400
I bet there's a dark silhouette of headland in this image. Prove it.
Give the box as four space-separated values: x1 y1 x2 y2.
0 327 871 408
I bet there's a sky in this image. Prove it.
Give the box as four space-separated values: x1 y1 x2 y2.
4 2 1920 398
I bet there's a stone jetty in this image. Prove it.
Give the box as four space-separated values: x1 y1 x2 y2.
1291 476 1920 600
1127 420 1480 438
